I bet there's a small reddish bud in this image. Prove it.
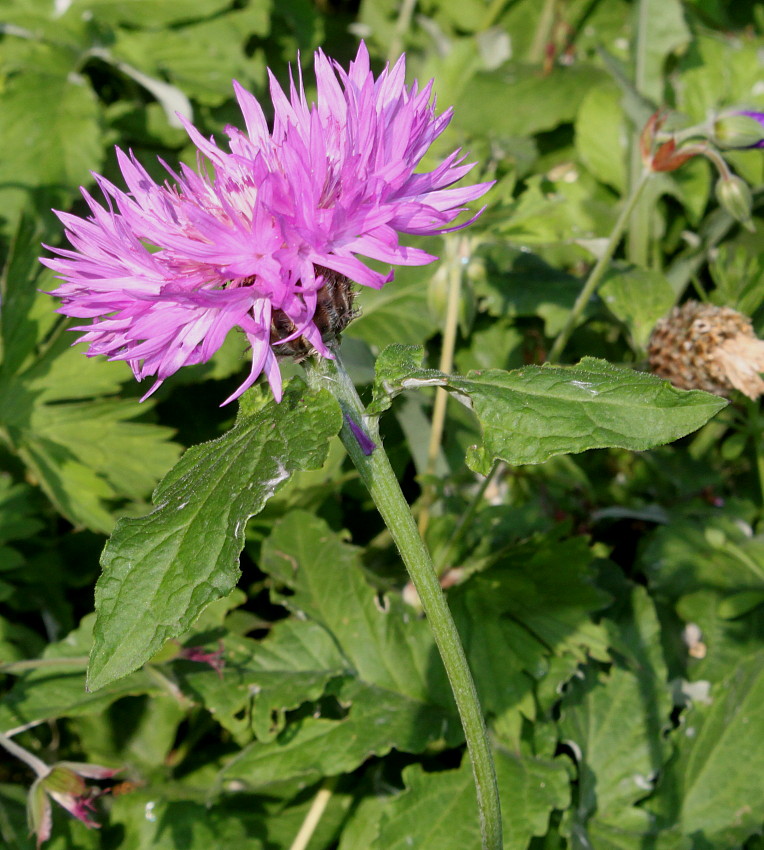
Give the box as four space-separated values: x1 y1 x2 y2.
640 110 666 163
179 643 225 677
650 140 702 172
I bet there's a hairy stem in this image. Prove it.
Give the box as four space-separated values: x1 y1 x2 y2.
305 349 503 850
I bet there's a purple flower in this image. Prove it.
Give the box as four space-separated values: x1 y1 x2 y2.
42 42 492 403
28 761 119 848
178 641 226 676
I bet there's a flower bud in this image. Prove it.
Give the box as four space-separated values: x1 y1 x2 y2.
27 781 51 843
715 175 754 230
465 256 486 284
650 139 702 172
41 766 87 797
713 111 764 149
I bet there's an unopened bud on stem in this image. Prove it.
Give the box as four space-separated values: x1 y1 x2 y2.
715 175 754 230
713 111 764 149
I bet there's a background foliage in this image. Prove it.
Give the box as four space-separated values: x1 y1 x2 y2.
1 0 764 847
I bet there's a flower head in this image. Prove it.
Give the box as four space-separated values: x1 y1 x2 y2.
28 761 119 848
42 42 492 403
649 300 764 400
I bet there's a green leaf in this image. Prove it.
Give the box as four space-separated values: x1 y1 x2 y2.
641 515 764 601
87 381 342 691
369 349 727 472
0 615 159 734
559 662 671 831
0 47 103 237
0 214 44 376
370 750 570 850
475 248 584 337
453 64 607 138
631 0 690 102
1 249 183 532
675 35 763 124
600 264 677 352
338 795 388 850
21 397 181 524
111 8 271 107
651 651 764 847
596 47 656 132
0 479 43 572
450 535 611 739
72 0 234 27
583 811 691 850
455 361 726 472
672 588 764 690
219 676 456 789
717 589 764 619
214 512 461 786
176 618 347 743
708 245 764 317
0 613 45 666
575 84 628 193
559 587 672 840
261 511 455 712
370 344 442 415
107 782 353 850
2 365 182 533
490 174 614 253
106 792 277 850
347 266 438 350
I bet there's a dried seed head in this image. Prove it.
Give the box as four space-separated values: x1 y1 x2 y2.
648 300 764 399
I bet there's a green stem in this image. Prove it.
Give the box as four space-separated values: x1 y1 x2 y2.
480 0 510 30
434 461 503 575
289 777 338 850
626 0 651 266
755 437 764 514
387 0 418 64
0 656 88 674
547 170 652 363
305 349 502 850
0 731 49 778
745 398 764 512
527 0 557 65
419 237 466 535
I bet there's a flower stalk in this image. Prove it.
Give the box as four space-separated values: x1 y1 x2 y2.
547 169 652 362
0 730 50 778
305 347 503 850
419 236 469 536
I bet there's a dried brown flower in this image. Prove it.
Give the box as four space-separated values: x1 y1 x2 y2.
648 301 764 400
